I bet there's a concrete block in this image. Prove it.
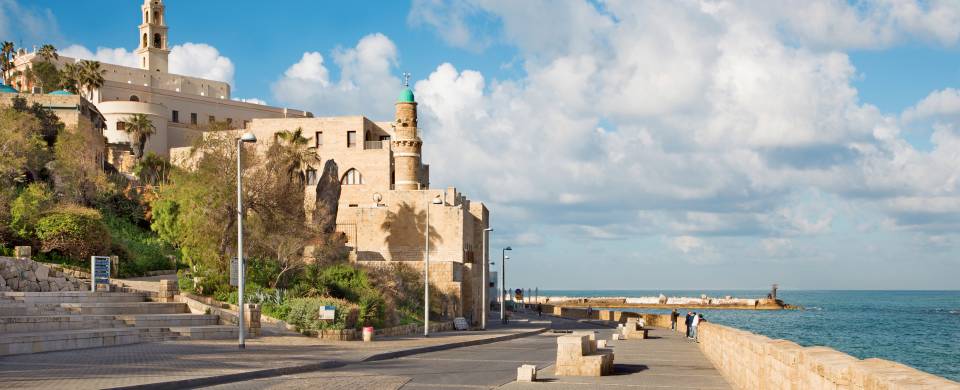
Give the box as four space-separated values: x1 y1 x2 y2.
611 333 623 340
517 364 537 382
596 339 607 348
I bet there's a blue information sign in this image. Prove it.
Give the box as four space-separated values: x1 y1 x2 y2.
91 256 111 291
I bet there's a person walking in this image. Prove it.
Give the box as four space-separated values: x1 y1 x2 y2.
537 303 543 318
670 309 679 330
586 305 593 319
684 312 693 338
691 311 701 341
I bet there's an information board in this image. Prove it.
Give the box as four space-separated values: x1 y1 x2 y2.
90 256 111 291
230 257 239 287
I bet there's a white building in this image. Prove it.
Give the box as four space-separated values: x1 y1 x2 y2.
9 0 311 162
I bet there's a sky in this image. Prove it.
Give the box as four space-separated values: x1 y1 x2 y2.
2 0 959 290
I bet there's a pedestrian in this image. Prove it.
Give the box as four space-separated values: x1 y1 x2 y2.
537 303 543 318
684 312 693 338
691 311 701 341
586 305 593 319
670 309 679 330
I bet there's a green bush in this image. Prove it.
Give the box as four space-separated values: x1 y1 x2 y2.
284 297 358 331
177 270 194 292
102 213 175 277
319 263 371 302
357 291 385 328
34 205 110 260
10 183 53 239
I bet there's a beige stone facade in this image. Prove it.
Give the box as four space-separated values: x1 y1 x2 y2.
0 93 108 167
7 0 311 163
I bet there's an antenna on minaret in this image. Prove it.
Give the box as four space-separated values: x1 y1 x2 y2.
402 72 411 88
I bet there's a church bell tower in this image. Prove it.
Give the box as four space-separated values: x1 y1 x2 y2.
135 0 170 73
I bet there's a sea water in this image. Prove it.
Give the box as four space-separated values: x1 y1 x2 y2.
538 290 960 381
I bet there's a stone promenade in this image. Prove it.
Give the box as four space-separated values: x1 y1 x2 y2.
0 322 546 389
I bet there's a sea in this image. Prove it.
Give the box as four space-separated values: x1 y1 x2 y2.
538 290 960 382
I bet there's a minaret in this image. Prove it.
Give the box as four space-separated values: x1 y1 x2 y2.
135 0 170 73
392 74 423 190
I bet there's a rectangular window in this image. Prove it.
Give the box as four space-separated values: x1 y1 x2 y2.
208 115 215 124
190 113 198 125
172 110 179 123
116 121 126 131
305 169 317 186
347 131 356 147
315 131 323 147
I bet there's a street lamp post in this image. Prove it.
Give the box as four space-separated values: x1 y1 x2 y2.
236 132 257 350
424 195 442 337
500 246 512 324
481 228 493 330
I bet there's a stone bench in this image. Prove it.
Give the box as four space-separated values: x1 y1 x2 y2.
621 318 648 340
555 334 615 376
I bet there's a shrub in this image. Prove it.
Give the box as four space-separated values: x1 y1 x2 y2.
357 291 385 328
103 213 175 277
319 263 371 302
10 183 53 238
34 205 110 260
284 297 358 331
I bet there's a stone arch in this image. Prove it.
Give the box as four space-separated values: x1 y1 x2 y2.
129 95 140 102
340 168 365 185
142 33 148 48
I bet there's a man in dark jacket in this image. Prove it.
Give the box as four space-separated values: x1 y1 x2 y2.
684 312 693 338
671 309 679 330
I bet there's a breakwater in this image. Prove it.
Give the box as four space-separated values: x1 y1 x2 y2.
538 294 791 310
539 304 960 389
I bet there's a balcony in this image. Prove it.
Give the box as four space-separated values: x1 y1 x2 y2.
364 140 385 150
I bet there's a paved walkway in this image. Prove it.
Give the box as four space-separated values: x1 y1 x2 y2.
0 320 546 389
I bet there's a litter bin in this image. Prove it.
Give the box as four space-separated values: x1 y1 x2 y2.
362 326 374 342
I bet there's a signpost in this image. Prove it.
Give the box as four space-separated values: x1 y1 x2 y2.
90 256 111 292
230 257 240 287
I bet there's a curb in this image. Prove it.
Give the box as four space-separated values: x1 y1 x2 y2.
109 327 548 390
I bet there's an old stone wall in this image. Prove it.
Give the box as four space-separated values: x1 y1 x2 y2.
545 307 959 389
0 257 87 292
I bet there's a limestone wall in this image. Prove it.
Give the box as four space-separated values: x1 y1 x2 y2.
0 257 87 292
547 307 960 389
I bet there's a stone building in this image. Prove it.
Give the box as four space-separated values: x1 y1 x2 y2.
6 0 311 165
179 86 492 323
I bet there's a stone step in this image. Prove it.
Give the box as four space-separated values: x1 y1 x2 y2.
61 302 188 315
0 327 143 356
115 313 220 327
169 325 239 340
0 292 148 304
0 315 126 333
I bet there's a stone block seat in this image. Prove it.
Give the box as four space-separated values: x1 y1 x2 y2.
0 291 241 356
621 317 648 340
555 334 615 376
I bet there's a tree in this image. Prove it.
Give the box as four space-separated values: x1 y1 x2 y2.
1 41 14 85
123 114 156 159
133 152 171 186
32 61 60 94
274 127 320 186
0 106 53 185
34 204 111 260
51 126 113 205
37 44 58 62
78 60 105 100
59 62 81 93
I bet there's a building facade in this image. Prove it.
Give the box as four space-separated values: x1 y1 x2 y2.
183 86 492 323
8 0 311 166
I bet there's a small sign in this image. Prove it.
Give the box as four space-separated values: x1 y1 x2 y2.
454 317 469 330
90 256 111 291
230 257 239 287
319 305 336 321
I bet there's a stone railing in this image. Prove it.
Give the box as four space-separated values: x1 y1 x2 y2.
545 306 960 389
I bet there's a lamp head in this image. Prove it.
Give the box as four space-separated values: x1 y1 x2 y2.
484 228 494 232
504 255 511 260
240 132 257 143
504 246 512 251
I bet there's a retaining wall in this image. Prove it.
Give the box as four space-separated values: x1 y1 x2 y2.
547 306 959 389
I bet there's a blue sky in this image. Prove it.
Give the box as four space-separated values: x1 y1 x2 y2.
3 0 960 291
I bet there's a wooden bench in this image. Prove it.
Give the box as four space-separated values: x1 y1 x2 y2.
555 334 614 376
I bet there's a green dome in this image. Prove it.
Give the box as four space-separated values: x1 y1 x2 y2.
49 90 74 95
0 84 18 93
398 87 415 103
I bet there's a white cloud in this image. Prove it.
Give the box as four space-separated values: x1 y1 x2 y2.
60 42 235 85
272 33 400 118
233 97 267 105
671 236 705 254
902 88 960 122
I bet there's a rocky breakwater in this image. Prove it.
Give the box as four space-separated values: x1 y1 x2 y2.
0 256 87 292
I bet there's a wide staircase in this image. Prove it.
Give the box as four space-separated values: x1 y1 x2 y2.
0 291 238 356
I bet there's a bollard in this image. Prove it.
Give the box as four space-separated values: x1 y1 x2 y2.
517 364 537 382
362 326 374 342
245 304 261 337
159 279 178 303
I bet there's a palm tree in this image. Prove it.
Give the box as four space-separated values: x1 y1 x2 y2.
37 44 58 62
275 127 320 186
123 114 156 160
59 62 81 93
1 41 15 85
78 60 104 101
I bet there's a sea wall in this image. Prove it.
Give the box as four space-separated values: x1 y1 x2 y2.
543 306 960 389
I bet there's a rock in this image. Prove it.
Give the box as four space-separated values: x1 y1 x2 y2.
22 280 40 292
0 276 5 288
7 278 20 290
35 265 49 280
0 264 16 280
313 159 341 234
39 280 50 292
22 270 36 282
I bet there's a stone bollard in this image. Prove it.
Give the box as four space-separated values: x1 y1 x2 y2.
612 334 623 341
362 326 374 342
158 279 178 302
13 246 31 260
245 304 261 337
597 340 607 349
517 364 537 382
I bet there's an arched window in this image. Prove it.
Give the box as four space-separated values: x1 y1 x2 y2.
142 33 148 48
129 95 140 102
340 169 365 185
153 33 162 49
145 11 149 23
